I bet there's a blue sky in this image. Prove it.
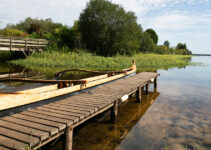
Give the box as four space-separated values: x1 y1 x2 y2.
0 0 210 54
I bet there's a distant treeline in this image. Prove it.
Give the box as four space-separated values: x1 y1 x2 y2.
0 0 192 56
192 54 211 56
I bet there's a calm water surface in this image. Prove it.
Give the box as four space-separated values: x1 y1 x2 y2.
48 56 211 150
0 56 210 150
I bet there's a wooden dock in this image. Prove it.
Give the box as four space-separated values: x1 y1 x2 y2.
0 72 159 150
0 36 48 56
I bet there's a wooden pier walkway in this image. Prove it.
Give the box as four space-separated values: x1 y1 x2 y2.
0 72 159 150
0 36 48 56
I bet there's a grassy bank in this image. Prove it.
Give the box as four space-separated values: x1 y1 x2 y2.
0 51 14 62
10 51 196 73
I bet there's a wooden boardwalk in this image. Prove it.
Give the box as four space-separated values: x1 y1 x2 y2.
0 36 48 56
0 72 159 150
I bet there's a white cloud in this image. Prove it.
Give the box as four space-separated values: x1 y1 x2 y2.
0 0 210 53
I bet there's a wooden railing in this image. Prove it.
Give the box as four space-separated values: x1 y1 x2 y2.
0 35 48 56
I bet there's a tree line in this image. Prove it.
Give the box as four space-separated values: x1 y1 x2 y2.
0 0 192 56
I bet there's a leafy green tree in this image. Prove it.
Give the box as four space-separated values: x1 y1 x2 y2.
140 32 156 53
145 28 158 44
163 40 170 48
78 0 142 56
176 43 187 50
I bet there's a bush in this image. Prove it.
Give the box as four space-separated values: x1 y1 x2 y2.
155 45 172 54
0 28 27 37
175 49 191 55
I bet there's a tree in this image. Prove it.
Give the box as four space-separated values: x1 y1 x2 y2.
6 17 63 38
163 40 170 48
145 28 158 44
140 32 156 53
176 43 187 50
78 0 142 56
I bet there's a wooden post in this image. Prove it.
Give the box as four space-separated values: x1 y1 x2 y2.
37 40 39 52
10 37 12 52
154 78 157 88
25 38 29 56
65 126 73 150
145 83 149 94
110 100 118 123
136 87 141 103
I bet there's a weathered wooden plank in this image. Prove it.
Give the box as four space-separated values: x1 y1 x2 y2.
0 135 28 150
20 111 73 126
12 114 66 131
0 146 10 150
30 109 80 123
63 99 109 106
59 100 105 108
0 120 48 141
43 104 90 116
56 101 99 112
47 103 93 113
0 127 39 147
2 116 58 136
36 107 85 120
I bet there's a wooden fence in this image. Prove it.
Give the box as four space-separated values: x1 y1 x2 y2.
0 35 48 56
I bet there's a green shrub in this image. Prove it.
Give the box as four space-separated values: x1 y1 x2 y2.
0 28 27 37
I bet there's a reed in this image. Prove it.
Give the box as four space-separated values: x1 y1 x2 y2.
10 50 197 72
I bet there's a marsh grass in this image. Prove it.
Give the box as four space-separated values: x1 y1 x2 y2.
0 51 14 62
10 50 197 72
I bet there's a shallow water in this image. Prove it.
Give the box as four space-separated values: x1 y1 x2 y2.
0 56 210 150
114 56 211 150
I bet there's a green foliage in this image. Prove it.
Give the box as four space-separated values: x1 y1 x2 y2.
145 28 158 44
78 0 142 56
163 40 170 48
6 17 63 38
175 49 192 55
0 28 27 37
11 50 195 72
140 32 156 53
175 43 192 55
155 45 172 54
176 43 187 50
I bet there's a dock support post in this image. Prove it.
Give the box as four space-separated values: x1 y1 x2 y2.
65 126 73 150
154 78 157 88
145 83 149 94
111 100 118 123
136 87 142 103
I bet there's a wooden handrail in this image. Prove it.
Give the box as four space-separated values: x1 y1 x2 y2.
0 35 48 53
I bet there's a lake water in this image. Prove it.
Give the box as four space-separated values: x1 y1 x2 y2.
0 56 210 150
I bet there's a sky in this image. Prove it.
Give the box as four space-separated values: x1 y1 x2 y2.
0 0 211 54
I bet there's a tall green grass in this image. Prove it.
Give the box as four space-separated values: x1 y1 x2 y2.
10 50 196 72
0 51 14 62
